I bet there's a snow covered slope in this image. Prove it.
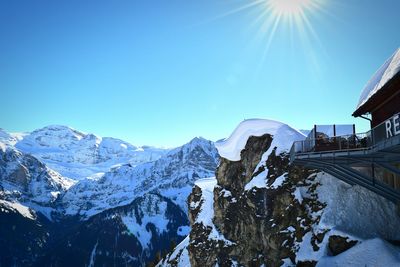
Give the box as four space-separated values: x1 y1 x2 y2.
0 199 36 220
0 128 26 146
13 125 168 180
317 238 400 267
215 119 305 161
294 172 400 265
0 143 74 219
59 137 218 218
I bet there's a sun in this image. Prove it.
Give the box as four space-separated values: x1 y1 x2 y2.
266 0 314 17
210 0 325 69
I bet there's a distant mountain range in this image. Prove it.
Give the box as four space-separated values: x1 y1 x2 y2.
0 126 218 266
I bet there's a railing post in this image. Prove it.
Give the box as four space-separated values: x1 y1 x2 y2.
370 129 373 147
372 163 375 186
314 125 317 139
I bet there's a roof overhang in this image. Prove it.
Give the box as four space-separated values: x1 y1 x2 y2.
353 48 400 117
353 72 400 117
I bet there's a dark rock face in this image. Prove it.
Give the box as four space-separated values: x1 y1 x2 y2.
216 135 272 192
187 134 322 267
328 235 358 256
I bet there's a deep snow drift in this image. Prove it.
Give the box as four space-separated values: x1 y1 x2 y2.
215 119 305 161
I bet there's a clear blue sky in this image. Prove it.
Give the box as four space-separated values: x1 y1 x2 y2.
1 0 399 147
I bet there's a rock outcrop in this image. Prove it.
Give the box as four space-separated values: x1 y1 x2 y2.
160 119 400 267
188 134 317 267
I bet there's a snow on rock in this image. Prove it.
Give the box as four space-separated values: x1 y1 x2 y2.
215 119 305 161
356 47 400 109
122 197 169 249
269 172 287 189
317 238 400 267
192 177 234 244
0 199 36 220
292 187 303 204
157 236 190 267
244 169 268 191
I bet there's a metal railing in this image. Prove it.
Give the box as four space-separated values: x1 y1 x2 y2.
290 112 400 162
290 132 370 158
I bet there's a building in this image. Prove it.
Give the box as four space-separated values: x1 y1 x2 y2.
290 48 400 202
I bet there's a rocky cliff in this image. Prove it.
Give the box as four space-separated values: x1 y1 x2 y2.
160 119 400 267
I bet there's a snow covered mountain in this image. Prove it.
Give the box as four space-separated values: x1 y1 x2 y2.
0 143 74 218
0 125 219 266
0 128 25 146
160 119 400 267
13 125 168 180
58 136 218 218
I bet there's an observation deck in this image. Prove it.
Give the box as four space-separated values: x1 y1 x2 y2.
290 113 400 202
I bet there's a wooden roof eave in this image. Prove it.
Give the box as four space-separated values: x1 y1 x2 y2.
352 73 400 117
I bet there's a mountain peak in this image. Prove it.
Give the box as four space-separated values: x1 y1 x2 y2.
0 129 26 146
188 136 209 145
32 124 86 138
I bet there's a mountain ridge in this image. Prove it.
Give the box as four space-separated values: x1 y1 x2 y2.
0 125 220 266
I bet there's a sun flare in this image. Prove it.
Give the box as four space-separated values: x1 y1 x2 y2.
212 0 325 71
267 0 313 17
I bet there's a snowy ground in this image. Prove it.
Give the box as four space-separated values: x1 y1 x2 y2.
317 238 400 267
293 172 400 266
